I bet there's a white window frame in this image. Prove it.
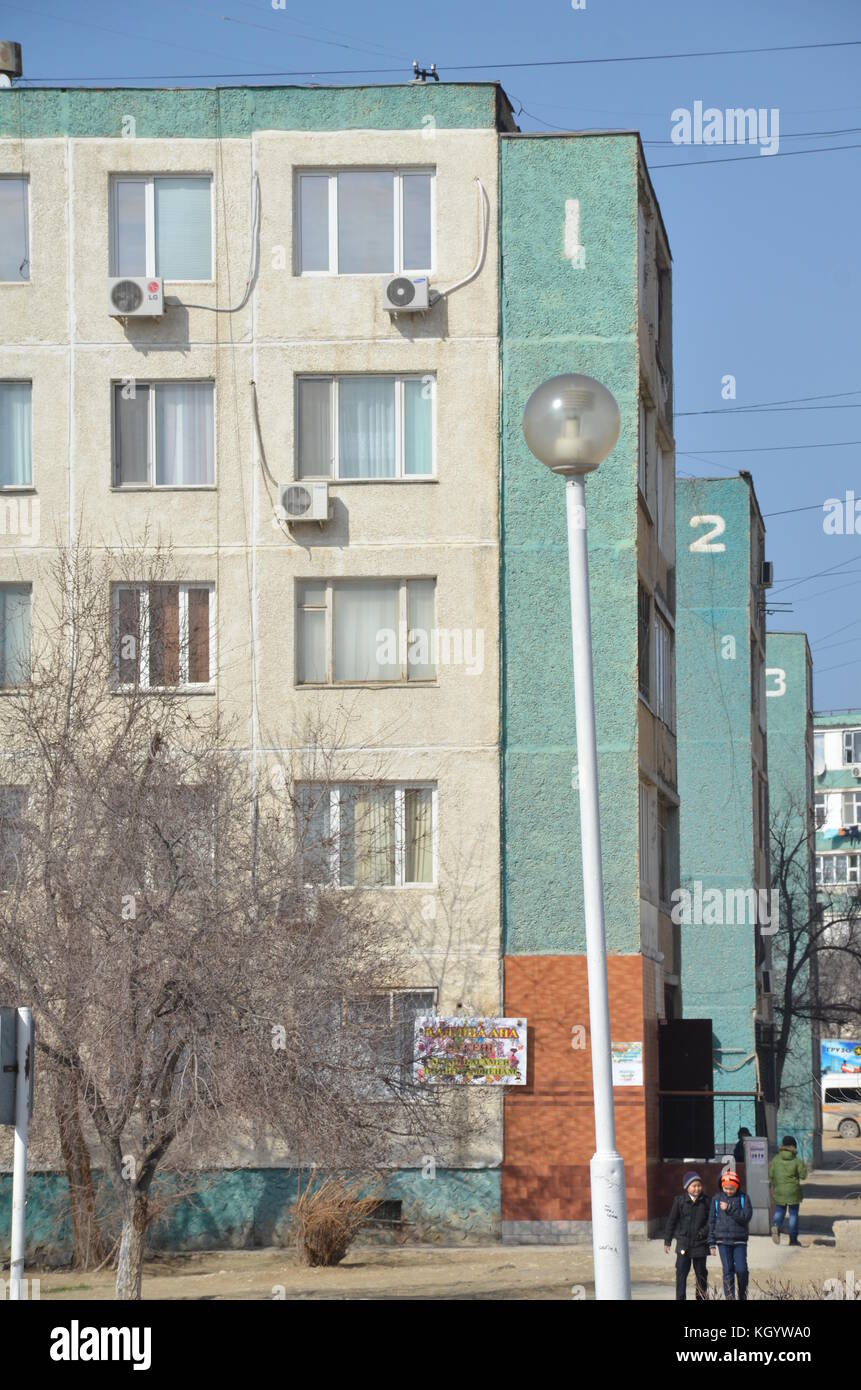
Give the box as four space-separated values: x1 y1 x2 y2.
109 174 214 282
296 578 437 687
0 175 30 284
111 380 215 490
296 168 436 277
842 791 861 825
816 853 861 886
639 780 656 895
844 729 861 765
814 792 827 829
111 581 216 691
301 783 438 888
296 374 437 481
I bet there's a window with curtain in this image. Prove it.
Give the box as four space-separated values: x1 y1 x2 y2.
0 178 29 282
297 578 436 685
297 376 434 480
0 382 32 486
654 609 675 730
110 175 212 279
342 989 437 1098
298 784 436 887
0 584 31 687
113 582 213 688
297 169 433 274
114 382 214 487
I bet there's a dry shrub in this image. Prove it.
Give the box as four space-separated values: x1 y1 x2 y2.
294 1177 384 1267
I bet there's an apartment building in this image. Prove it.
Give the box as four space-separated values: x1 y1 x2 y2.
765 632 819 1161
500 133 678 1238
813 710 861 886
0 74 679 1246
675 473 777 1151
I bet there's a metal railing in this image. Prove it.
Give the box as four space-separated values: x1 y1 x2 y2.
658 1090 761 1159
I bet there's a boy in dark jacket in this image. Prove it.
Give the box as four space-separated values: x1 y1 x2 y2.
664 1171 710 1300
708 1168 753 1300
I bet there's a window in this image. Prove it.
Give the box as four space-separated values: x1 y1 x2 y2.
654 609 675 730
638 400 647 497
816 854 861 886
843 792 861 826
343 989 437 1097
113 382 214 487
297 578 436 685
658 799 678 908
297 169 433 275
298 783 436 887
0 584 31 687
112 583 214 689
0 787 26 890
0 382 32 487
638 584 651 701
297 375 434 480
814 793 827 829
0 177 29 282
844 729 861 765
814 731 825 774
639 781 654 892
757 775 769 852
110 176 212 280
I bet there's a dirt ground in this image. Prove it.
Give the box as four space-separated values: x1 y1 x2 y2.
29 1138 861 1301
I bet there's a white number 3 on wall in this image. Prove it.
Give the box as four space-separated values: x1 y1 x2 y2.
765 668 787 697
689 515 726 553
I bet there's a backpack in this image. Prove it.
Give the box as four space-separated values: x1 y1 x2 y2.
714 1192 745 1218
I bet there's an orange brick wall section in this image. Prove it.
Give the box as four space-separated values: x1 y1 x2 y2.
503 954 661 1224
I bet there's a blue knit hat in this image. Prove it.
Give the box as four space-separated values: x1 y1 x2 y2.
683 1170 702 1190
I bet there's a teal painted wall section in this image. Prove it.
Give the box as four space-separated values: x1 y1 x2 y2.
500 134 642 956
766 633 818 1161
676 476 758 1127
0 1168 500 1261
0 84 505 139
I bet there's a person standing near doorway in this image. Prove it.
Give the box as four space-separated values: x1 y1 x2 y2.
769 1136 807 1247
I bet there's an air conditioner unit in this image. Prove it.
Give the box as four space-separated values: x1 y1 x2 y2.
278 479 329 523
852 765 861 780
108 277 164 318
760 560 774 589
382 274 430 313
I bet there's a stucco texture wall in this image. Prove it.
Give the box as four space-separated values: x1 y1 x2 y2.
766 632 818 1159
500 134 641 958
676 476 758 1116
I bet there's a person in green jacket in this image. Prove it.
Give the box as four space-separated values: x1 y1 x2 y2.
769 1135 808 1246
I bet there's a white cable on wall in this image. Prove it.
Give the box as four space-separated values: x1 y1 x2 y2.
430 176 489 303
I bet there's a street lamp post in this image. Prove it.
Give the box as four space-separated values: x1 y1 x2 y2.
522 374 631 1301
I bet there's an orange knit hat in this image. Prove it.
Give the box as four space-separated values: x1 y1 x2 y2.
721 1169 740 1188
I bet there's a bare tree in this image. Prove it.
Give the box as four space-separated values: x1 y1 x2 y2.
0 540 444 1298
770 797 861 1107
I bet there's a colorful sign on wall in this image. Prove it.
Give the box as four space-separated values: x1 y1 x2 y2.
414 1017 527 1085
821 1039 861 1074
611 1040 644 1086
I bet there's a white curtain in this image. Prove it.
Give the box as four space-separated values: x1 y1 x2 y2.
338 378 395 478
155 384 214 485
407 579 435 679
333 582 399 681
340 788 396 887
405 788 433 883
337 171 393 274
0 383 32 487
0 585 30 686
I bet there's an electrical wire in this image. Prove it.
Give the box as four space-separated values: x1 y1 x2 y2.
677 389 861 417
678 440 861 455
650 142 861 169
182 172 260 313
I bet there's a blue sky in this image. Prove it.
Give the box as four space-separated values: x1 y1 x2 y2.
3 0 860 708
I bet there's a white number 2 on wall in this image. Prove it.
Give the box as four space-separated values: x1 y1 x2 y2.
765 668 787 698
689 515 726 553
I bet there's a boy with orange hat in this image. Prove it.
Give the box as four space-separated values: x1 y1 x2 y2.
708 1167 753 1301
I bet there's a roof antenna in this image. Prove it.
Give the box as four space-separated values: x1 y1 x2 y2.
412 60 439 83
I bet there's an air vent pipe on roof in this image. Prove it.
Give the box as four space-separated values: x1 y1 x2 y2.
0 41 23 87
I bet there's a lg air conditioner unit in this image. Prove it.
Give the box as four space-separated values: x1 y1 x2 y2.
760 560 774 589
852 765 861 780
108 277 164 318
382 274 430 314
279 480 329 523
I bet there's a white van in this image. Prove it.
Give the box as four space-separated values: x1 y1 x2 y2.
822 1073 861 1139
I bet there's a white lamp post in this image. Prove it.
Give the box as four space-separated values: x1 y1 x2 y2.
522 373 631 1301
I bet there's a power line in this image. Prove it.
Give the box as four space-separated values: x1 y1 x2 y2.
16 35 861 83
762 503 827 518
677 389 861 417
650 141 861 169
678 440 861 455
